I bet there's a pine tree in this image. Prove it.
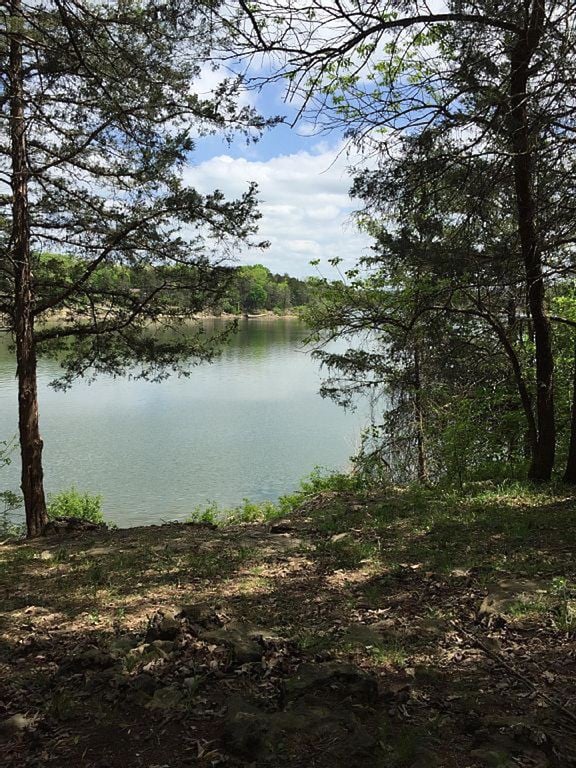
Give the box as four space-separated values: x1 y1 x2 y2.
1 0 267 536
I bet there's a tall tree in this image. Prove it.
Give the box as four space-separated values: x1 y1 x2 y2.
231 0 576 480
1 0 267 536
303 155 534 484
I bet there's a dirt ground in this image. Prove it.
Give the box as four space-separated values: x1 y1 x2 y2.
1 488 575 767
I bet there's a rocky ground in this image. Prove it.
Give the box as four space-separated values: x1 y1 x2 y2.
1 486 575 767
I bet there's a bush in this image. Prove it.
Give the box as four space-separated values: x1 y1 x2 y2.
186 469 366 527
47 487 104 523
0 490 24 539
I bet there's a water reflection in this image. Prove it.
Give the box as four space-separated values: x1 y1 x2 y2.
0 319 365 526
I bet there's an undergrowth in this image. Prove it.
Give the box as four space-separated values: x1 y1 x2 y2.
186 466 365 525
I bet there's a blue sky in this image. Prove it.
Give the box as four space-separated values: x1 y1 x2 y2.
187 70 371 278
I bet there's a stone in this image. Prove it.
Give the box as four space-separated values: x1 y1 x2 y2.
198 621 264 664
478 579 546 624
178 602 219 628
108 634 140 657
469 746 513 767
183 676 202 693
127 642 170 664
131 673 158 696
145 685 186 712
0 713 35 734
145 609 180 641
150 639 175 654
341 622 383 648
222 696 270 760
61 647 115 671
269 521 294 534
222 693 378 763
44 516 105 534
283 662 378 704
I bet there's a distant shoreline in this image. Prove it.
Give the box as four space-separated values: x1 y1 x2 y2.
195 311 301 321
0 310 303 330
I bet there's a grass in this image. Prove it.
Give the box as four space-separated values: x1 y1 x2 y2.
186 467 366 526
0 474 575 768
296 477 576 580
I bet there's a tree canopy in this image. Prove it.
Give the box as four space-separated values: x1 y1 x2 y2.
230 0 576 484
1 0 270 535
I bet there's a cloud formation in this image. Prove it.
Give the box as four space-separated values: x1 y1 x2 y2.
183 143 372 277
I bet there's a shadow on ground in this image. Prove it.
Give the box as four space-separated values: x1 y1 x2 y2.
1 489 575 767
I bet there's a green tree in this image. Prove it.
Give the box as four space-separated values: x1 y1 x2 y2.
237 264 270 312
233 0 576 481
1 0 268 537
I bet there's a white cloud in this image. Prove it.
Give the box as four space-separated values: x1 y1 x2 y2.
183 142 372 277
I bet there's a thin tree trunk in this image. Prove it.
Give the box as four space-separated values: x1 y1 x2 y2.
9 0 48 537
413 346 427 483
510 0 555 481
563 338 576 483
484 311 538 459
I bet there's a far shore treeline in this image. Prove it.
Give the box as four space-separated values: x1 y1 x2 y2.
35 254 315 317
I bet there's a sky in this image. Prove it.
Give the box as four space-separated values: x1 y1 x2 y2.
187 70 372 279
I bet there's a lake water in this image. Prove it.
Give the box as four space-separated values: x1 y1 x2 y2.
0 319 366 526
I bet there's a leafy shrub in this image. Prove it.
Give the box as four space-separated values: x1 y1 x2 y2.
0 490 25 539
47 487 104 523
0 438 25 538
186 468 365 526
186 501 220 525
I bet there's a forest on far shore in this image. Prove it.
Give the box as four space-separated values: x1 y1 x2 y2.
36 254 315 317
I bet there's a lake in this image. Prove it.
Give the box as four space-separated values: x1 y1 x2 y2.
0 318 366 526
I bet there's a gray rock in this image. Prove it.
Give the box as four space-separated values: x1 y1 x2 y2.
145 609 180 641
61 647 115 671
341 623 383 648
44 516 105 534
284 661 378 704
0 713 36 734
150 639 175 654
199 621 264 664
94 666 125 686
129 642 167 658
269 520 294 534
183 676 202 693
469 745 514 767
478 579 546 624
178 602 219 627
108 634 140 657
131 673 158 696
223 693 378 763
223 697 271 760
145 685 186 712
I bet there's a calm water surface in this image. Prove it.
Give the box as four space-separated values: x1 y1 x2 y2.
0 319 365 526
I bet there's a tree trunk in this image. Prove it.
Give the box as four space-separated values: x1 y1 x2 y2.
510 0 555 481
413 346 427 483
9 0 48 537
563 338 576 483
485 311 537 460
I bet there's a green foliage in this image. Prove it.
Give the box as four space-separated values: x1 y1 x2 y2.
0 491 24 539
239 0 576 485
47 488 104 524
2 0 276 392
0 437 24 538
549 577 576 633
186 468 365 525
